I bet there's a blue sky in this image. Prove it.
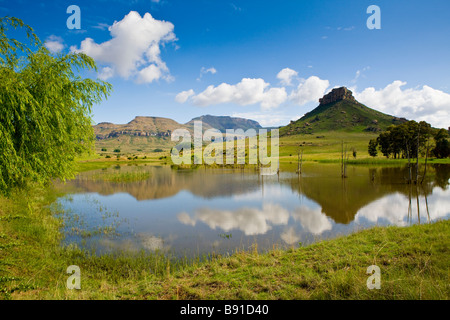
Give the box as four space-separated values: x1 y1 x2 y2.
2 0 450 128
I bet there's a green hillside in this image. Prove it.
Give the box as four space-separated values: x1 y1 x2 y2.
281 88 407 136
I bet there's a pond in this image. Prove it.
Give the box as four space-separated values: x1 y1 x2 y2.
52 163 450 258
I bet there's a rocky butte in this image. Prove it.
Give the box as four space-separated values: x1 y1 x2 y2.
280 86 408 136
319 87 356 105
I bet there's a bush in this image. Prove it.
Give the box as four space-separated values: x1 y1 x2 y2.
114 149 121 153
153 148 164 152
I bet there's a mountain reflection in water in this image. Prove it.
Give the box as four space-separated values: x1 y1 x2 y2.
53 163 450 256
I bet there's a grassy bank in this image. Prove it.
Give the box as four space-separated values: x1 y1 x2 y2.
0 186 448 300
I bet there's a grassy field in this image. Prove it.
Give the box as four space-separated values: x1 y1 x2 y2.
86 131 450 170
0 185 448 300
93 130 377 161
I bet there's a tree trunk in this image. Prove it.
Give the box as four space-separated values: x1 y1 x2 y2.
415 125 420 184
406 140 412 184
300 148 303 175
341 140 344 178
421 138 429 184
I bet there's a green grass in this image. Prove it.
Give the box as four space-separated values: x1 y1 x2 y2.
79 129 450 170
95 135 173 156
278 131 450 164
90 171 151 183
0 185 448 300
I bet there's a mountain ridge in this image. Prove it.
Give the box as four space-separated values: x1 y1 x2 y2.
93 115 264 140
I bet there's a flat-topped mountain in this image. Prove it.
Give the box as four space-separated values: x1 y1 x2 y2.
94 115 263 140
186 115 262 132
94 116 182 140
281 87 407 136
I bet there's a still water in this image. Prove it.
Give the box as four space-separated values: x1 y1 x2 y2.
53 163 450 257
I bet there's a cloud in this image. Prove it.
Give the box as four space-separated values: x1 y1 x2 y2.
178 201 336 237
71 11 176 83
177 203 290 236
177 70 331 111
355 188 450 226
175 89 195 103
137 64 163 83
232 111 301 127
280 227 301 245
291 206 333 235
277 68 298 86
351 66 370 84
92 23 109 31
289 76 330 106
98 67 114 80
203 67 217 75
197 67 217 81
176 212 196 226
354 81 450 128
337 26 355 31
178 78 288 110
137 233 166 251
44 35 65 54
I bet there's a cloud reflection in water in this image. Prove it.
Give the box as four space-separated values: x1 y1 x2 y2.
177 202 334 239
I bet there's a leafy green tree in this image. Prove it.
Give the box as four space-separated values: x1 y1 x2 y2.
0 17 112 194
368 139 378 157
376 131 392 158
433 129 450 158
374 120 431 160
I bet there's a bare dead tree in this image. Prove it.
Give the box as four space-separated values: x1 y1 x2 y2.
421 137 430 184
297 146 303 175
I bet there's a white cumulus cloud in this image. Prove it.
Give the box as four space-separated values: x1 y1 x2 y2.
177 203 290 236
202 67 217 75
232 111 301 127
354 81 450 128
277 68 298 86
98 67 114 81
291 206 333 235
177 78 287 110
44 35 65 54
289 76 330 106
175 89 195 103
71 11 176 83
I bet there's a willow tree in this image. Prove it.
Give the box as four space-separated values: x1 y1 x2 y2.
0 17 112 193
